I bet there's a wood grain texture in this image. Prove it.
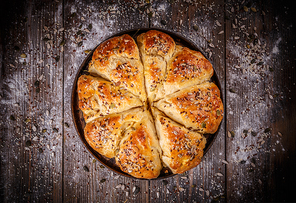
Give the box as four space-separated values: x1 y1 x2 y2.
63 0 149 202
149 0 226 202
0 0 295 202
225 0 296 202
0 0 64 202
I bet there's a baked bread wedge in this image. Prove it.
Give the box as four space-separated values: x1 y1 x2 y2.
84 107 148 158
154 82 223 134
84 112 123 159
77 75 142 123
137 30 175 102
89 34 146 102
152 108 206 174
92 34 140 61
155 45 214 100
115 110 162 179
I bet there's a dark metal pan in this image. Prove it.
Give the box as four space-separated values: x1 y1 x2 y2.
71 28 224 180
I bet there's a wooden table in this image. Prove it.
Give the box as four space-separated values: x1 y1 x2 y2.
1 0 295 202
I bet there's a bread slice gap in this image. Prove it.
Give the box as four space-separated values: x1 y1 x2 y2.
137 30 176 103
154 82 224 134
152 107 206 174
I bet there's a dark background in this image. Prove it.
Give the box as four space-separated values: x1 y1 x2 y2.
1 0 296 202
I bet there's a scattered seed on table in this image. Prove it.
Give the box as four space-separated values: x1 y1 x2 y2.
34 80 40 87
83 165 89 172
133 186 140 195
25 140 32 147
10 115 16 121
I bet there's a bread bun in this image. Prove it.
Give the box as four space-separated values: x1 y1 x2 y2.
137 30 175 102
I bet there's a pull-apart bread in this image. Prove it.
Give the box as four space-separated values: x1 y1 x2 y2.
115 110 162 179
88 34 146 102
84 107 147 158
156 45 214 99
137 30 175 102
77 75 142 123
85 108 162 179
153 108 206 174
155 82 224 134
77 30 224 179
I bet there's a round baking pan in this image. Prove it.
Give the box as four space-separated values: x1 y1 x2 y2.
71 28 224 180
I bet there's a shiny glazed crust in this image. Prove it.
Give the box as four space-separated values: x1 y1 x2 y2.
77 75 142 123
84 113 123 158
92 34 140 62
153 108 206 174
115 110 162 179
84 108 147 159
89 34 146 102
77 31 224 179
137 30 175 102
155 82 224 134
155 45 214 100
137 30 175 61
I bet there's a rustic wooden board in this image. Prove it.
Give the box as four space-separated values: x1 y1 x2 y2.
0 0 64 202
1 0 296 202
225 0 296 202
62 0 150 202
149 0 226 202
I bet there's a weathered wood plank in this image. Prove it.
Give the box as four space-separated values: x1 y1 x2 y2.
1 0 296 202
63 0 149 202
0 0 64 202
225 0 296 202
149 0 226 202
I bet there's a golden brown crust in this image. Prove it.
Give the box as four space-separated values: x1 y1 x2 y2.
137 30 175 102
84 108 146 158
155 82 224 134
166 46 213 83
153 108 206 174
137 30 175 61
89 34 146 102
84 113 122 158
92 34 139 61
84 107 147 159
155 45 214 100
143 56 166 102
89 58 146 102
116 111 162 179
77 75 142 123
78 31 224 179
